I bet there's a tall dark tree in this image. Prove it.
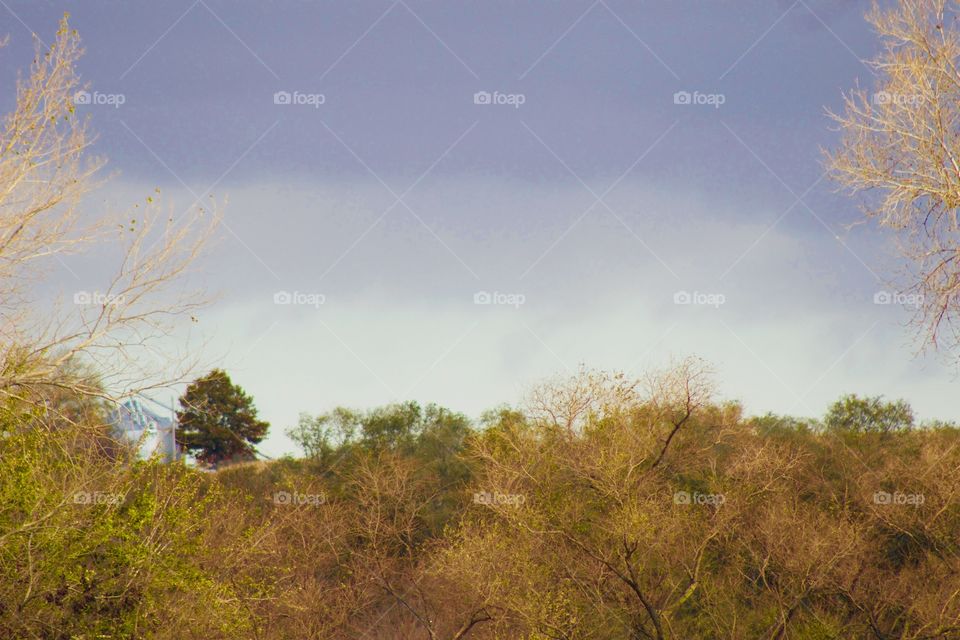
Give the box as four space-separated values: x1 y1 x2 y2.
176 369 269 465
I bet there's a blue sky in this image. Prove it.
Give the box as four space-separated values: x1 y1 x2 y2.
2 0 954 457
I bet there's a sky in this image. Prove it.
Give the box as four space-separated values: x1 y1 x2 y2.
1 0 955 457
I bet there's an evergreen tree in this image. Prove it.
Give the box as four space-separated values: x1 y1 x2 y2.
176 369 269 465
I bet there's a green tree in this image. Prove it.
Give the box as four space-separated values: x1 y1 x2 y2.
824 394 914 435
358 400 422 451
287 407 360 463
176 369 269 465
288 401 472 460
0 410 255 638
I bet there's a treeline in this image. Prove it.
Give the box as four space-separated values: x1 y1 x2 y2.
2 359 960 639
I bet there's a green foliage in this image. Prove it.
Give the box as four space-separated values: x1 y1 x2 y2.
748 412 819 437
288 401 476 536
0 414 253 638
824 394 914 434
6 377 960 640
176 369 269 465
359 400 422 451
289 401 472 467
286 407 359 463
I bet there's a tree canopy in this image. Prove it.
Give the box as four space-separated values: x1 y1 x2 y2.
176 369 269 465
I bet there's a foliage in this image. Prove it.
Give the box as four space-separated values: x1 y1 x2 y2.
0 407 254 638
824 394 914 434
176 369 270 466
6 6 960 640
6 363 960 639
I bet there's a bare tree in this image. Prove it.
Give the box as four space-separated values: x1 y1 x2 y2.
461 359 730 640
0 17 217 414
828 0 960 353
